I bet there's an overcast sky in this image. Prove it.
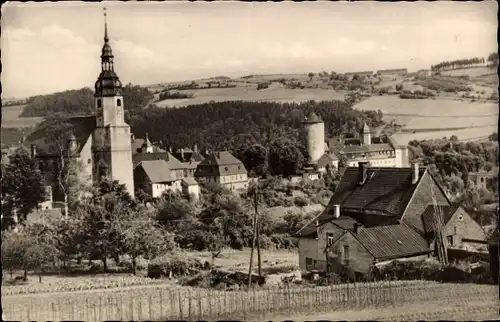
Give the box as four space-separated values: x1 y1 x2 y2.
2 1 497 98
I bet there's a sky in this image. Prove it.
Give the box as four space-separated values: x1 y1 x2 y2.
1 1 498 98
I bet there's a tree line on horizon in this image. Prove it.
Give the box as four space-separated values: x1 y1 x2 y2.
431 53 498 71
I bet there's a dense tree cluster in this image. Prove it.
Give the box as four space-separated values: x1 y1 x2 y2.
431 57 485 71
129 100 385 159
409 136 498 211
19 84 154 121
487 52 498 67
158 90 193 100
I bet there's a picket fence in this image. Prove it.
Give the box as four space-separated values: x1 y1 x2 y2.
3 281 497 321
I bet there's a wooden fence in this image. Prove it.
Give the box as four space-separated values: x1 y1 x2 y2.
3 281 497 321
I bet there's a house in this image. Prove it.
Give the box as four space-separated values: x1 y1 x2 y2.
296 162 452 274
133 160 181 198
376 68 408 76
421 204 487 251
468 168 498 190
335 123 410 168
181 177 201 200
194 151 248 192
171 145 205 177
133 151 186 179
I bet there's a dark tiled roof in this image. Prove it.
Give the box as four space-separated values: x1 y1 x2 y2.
421 204 461 235
23 116 96 156
317 153 339 167
172 151 205 163
136 160 177 183
296 214 359 238
354 224 431 260
342 143 394 154
328 167 426 215
331 216 360 230
195 151 247 177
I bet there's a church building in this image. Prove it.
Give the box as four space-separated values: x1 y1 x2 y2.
22 12 135 202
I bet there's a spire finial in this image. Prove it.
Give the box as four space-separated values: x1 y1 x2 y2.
103 7 109 43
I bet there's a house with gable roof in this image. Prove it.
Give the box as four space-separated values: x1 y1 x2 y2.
133 159 182 198
194 151 248 192
296 161 457 274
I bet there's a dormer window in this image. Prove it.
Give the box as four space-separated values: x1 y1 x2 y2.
117 99 122 107
225 167 229 171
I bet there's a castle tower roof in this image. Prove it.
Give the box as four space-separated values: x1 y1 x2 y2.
302 112 323 124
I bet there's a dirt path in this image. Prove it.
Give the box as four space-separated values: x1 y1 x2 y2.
274 298 499 321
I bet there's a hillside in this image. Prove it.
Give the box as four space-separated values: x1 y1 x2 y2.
129 100 385 155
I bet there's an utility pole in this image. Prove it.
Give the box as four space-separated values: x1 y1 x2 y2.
248 182 257 289
255 184 262 278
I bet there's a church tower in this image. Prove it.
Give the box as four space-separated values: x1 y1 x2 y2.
362 122 372 146
92 9 135 197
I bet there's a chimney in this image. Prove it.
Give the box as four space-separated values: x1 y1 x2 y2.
180 148 185 160
333 204 340 218
216 151 221 158
412 162 419 184
30 144 37 158
358 162 369 185
169 146 173 153
131 133 135 141
193 144 198 153
353 223 361 234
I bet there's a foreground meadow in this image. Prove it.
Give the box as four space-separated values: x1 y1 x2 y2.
2 248 298 297
3 280 497 321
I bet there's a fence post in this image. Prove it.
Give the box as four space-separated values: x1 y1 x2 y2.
149 294 153 320
178 289 184 320
188 290 192 321
198 291 202 320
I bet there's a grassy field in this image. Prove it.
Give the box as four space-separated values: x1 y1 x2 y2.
1 249 298 297
154 84 346 108
1 105 44 128
353 96 498 144
3 280 497 321
439 66 496 78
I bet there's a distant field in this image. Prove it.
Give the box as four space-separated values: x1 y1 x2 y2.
439 66 496 78
353 96 498 144
2 105 44 128
155 85 346 108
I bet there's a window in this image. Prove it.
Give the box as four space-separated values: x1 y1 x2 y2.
327 232 335 246
480 177 484 183
447 235 453 246
97 99 102 108
117 99 122 107
87 158 92 164
342 245 350 265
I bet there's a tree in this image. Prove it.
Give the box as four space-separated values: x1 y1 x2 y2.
116 205 177 275
243 144 268 177
268 138 305 177
1 147 47 223
308 72 315 80
42 118 92 217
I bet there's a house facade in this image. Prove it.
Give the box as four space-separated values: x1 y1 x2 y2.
296 162 453 275
421 204 487 252
337 123 409 168
194 151 248 192
133 160 181 198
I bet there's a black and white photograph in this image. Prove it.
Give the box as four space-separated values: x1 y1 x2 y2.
1 0 499 320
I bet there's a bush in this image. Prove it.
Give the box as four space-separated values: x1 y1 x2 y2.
147 255 205 279
293 196 309 207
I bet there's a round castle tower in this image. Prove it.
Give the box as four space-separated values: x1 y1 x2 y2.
302 112 325 165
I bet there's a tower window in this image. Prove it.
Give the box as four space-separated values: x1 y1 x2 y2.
117 99 122 107
97 99 102 108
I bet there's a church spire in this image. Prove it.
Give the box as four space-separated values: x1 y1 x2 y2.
94 7 122 97
104 7 109 43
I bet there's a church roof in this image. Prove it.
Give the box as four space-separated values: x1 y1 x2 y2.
22 116 96 157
